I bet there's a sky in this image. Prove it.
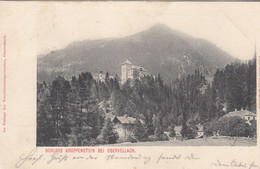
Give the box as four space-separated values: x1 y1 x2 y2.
1 2 258 60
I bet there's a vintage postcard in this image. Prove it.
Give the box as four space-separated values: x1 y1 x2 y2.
0 1 259 169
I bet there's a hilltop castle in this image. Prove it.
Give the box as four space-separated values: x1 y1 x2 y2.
121 60 149 84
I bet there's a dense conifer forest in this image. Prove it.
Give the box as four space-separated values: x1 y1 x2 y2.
37 58 256 146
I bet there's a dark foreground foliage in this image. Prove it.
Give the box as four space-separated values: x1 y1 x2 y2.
37 58 256 146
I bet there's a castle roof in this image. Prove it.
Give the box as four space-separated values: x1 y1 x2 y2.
122 59 132 65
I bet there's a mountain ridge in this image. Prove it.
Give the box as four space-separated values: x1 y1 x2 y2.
37 24 235 83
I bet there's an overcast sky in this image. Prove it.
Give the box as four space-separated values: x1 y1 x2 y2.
3 2 257 60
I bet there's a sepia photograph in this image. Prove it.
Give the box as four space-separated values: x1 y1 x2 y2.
36 3 257 147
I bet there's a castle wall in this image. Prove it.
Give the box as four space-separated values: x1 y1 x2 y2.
121 60 150 84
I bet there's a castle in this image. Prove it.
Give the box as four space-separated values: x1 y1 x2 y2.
121 60 149 84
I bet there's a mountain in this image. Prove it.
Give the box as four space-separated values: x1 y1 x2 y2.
37 24 235 84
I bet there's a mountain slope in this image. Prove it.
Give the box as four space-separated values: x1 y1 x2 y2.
37 24 235 83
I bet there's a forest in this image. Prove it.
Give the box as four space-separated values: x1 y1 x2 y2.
37 57 256 146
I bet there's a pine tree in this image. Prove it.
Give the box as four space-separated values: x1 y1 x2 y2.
49 76 71 145
97 118 118 144
133 120 148 141
37 85 56 146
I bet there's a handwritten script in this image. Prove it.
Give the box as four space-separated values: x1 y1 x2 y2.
211 159 260 169
15 148 259 169
15 148 98 168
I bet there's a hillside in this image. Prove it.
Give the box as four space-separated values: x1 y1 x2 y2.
37 24 235 83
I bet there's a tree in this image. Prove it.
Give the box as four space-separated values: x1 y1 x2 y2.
250 119 257 137
247 58 256 111
97 118 118 144
99 82 110 101
133 120 149 141
203 120 219 136
105 72 110 84
49 76 71 145
121 100 139 117
186 123 198 139
153 113 164 140
217 116 253 137
37 86 56 146
181 102 189 139
90 81 100 101
210 59 256 115
181 122 198 140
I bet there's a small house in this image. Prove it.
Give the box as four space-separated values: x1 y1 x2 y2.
112 115 136 139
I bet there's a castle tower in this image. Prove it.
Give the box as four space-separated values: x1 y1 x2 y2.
121 60 133 84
